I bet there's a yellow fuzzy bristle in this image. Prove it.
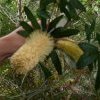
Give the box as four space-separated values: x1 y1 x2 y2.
10 30 54 74
56 39 84 62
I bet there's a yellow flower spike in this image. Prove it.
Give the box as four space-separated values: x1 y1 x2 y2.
56 38 84 62
10 30 54 74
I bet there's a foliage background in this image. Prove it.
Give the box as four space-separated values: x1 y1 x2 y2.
0 0 100 100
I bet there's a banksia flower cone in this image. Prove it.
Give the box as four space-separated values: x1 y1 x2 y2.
56 39 83 62
10 30 54 74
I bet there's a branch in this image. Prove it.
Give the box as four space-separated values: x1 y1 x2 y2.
17 0 23 21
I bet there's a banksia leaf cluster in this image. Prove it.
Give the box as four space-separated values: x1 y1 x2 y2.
10 6 84 75
56 39 84 62
10 30 54 74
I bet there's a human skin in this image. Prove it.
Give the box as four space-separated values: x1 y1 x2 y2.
0 21 42 63
0 26 26 62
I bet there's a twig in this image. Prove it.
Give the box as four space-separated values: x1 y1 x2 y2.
17 0 23 21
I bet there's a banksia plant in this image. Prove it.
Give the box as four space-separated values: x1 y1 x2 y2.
10 30 54 74
0 1 100 100
10 6 83 75
1 1 100 98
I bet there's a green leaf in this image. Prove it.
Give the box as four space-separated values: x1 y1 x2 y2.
88 63 94 72
18 30 30 37
39 0 52 31
47 15 63 32
70 0 86 12
59 0 67 11
50 50 62 75
90 19 96 33
39 63 52 79
59 5 71 21
96 33 100 44
77 43 99 68
58 0 71 21
37 9 50 19
85 19 96 41
40 0 54 10
41 17 47 31
95 53 100 91
78 43 98 52
50 27 79 38
6 0 12 4
37 9 49 31
20 21 33 33
24 6 40 29
67 2 79 20
85 23 91 41
77 53 98 69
